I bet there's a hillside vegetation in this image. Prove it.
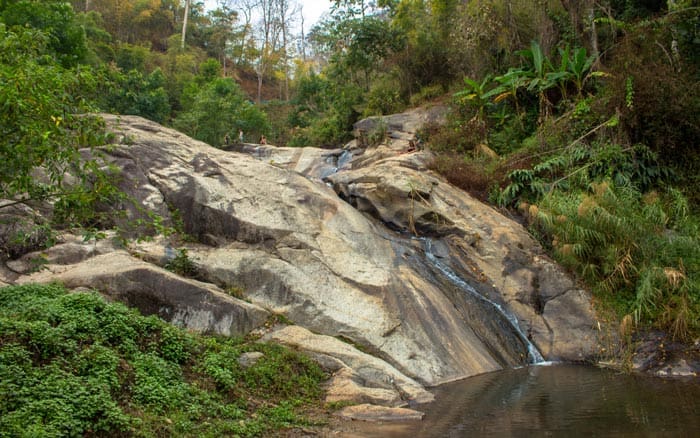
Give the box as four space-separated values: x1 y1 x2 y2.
0 0 698 377
0 283 326 437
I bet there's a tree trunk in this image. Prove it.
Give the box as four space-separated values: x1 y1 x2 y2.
300 9 306 62
588 5 600 67
181 0 190 50
560 0 584 42
560 0 599 65
282 17 289 101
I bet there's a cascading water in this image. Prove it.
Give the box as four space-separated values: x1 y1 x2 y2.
320 150 354 179
422 238 545 364
336 150 353 170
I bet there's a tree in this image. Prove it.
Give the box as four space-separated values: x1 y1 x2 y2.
276 0 301 101
203 4 238 74
254 0 282 102
0 24 113 221
226 0 258 67
96 66 172 123
181 0 190 49
173 77 269 146
0 0 88 67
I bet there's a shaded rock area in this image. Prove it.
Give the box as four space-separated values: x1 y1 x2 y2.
0 202 49 261
0 108 626 415
626 331 699 377
10 235 268 337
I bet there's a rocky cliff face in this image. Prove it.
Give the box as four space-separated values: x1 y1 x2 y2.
1 110 607 407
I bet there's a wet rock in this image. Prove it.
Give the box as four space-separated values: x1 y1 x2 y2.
629 331 700 377
654 359 697 378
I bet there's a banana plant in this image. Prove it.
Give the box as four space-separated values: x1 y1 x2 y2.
454 75 506 121
566 46 606 97
454 75 507 143
493 67 531 116
516 40 560 120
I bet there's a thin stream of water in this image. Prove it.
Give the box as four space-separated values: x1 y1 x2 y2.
422 238 545 364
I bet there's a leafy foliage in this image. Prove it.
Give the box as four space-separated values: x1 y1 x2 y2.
174 77 269 147
532 183 699 340
287 71 361 147
164 247 198 278
0 0 88 67
0 283 327 437
421 2 700 343
494 141 671 207
0 24 119 229
102 67 172 124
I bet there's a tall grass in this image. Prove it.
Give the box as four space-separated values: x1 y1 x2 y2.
532 183 699 340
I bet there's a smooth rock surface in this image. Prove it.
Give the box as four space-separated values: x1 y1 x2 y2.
327 147 601 362
94 114 528 386
264 325 434 405
335 404 425 422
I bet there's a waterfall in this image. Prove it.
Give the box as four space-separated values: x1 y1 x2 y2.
422 239 545 364
336 150 353 170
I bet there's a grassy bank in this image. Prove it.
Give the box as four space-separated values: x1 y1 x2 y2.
0 283 328 437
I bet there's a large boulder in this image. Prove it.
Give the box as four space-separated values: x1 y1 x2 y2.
326 157 600 361
18 247 268 337
99 112 603 375
2 110 606 403
93 114 530 386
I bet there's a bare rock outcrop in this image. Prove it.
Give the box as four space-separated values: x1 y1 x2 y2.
90 114 525 387
326 156 599 361
1 109 608 407
264 325 434 406
16 244 268 337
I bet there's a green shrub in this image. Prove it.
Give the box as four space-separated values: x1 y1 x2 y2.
364 73 406 116
173 77 270 147
409 84 445 106
533 183 700 340
0 284 327 437
165 247 198 278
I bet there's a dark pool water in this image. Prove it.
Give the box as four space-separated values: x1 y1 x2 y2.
344 364 700 437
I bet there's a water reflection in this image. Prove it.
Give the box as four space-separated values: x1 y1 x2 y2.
344 365 700 437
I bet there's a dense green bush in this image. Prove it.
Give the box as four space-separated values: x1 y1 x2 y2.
0 283 327 437
173 77 269 147
532 183 699 340
0 23 120 233
0 0 88 67
93 66 172 124
423 3 700 343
